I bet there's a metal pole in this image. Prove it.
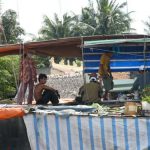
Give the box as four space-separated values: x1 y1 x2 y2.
143 38 146 87
81 36 85 82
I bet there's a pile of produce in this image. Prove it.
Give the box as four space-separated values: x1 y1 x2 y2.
141 85 150 103
91 103 125 116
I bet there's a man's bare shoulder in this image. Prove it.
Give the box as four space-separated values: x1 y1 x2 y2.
35 83 52 90
35 83 45 90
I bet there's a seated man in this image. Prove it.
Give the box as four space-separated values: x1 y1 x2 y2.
77 75 103 104
34 73 60 105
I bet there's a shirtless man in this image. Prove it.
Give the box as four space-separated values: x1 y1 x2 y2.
34 73 59 105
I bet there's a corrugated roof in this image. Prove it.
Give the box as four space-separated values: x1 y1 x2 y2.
84 38 150 48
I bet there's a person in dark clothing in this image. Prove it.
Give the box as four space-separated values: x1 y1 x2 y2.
34 74 60 105
133 65 150 91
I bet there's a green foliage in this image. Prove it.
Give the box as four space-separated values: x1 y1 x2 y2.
1 9 25 44
80 0 132 35
33 55 50 68
37 0 132 64
141 85 150 102
38 0 132 36
39 13 80 63
142 96 150 103
39 13 79 39
0 9 24 99
75 59 82 67
54 56 62 64
0 56 19 99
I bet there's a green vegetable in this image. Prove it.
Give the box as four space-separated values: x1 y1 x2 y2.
142 96 150 103
141 85 150 103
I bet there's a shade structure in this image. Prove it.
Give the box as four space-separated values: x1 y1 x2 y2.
83 38 150 73
0 34 149 57
0 38 82 57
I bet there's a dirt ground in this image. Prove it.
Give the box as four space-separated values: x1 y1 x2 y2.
52 63 129 79
51 63 82 75
48 63 130 104
40 63 129 102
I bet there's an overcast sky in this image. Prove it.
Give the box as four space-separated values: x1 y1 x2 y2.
2 0 150 37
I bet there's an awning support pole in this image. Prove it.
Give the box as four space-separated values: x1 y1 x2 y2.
143 37 146 87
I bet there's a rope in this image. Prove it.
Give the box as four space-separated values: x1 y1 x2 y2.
21 43 26 104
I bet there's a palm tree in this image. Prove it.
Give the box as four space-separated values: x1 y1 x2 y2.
39 0 132 38
39 13 78 39
1 9 25 44
78 1 97 36
38 0 133 63
39 13 79 63
80 0 132 35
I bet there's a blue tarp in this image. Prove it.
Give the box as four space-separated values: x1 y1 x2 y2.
24 114 150 150
83 38 150 73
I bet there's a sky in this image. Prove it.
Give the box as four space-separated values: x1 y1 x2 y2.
2 0 150 39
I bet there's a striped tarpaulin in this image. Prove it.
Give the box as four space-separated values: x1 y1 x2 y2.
83 46 150 73
24 114 150 150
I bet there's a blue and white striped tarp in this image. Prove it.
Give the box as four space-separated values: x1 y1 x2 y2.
24 114 150 150
83 46 150 73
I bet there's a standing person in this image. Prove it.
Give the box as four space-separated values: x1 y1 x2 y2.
17 53 37 104
34 73 60 105
98 50 114 100
134 65 150 91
